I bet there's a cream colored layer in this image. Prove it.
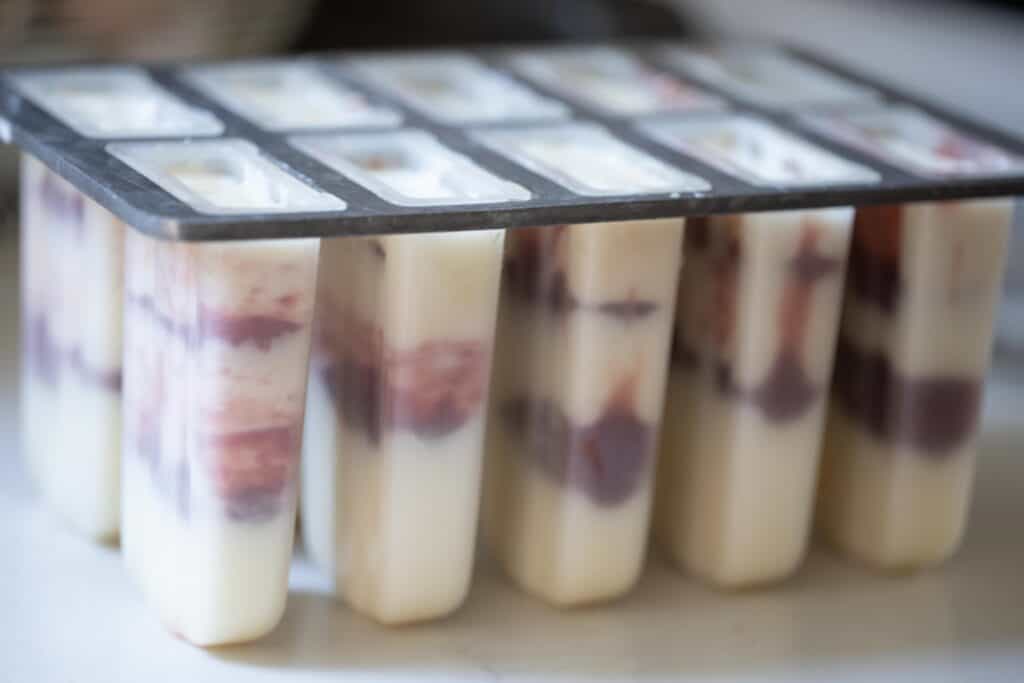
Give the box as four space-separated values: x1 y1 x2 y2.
318 230 506 348
20 377 55 497
484 429 652 606
558 218 688 304
45 378 120 540
123 460 296 646
334 416 487 625
817 408 975 571
300 370 338 576
491 300 676 424
655 368 826 588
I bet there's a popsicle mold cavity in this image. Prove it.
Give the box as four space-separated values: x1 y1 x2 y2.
107 139 345 215
291 130 530 206
655 208 852 588
803 105 1024 178
639 115 880 187
483 219 683 606
10 66 223 138
475 123 710 196
121 230 319 645
20 155 125 540
181 61 402 131
507 46 724 116
817 199 1012 571
345 53 568 124
302 230 504 624
658 45 878 109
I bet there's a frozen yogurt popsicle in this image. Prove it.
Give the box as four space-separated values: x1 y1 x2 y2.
804 105 1018 571
304 231 504 624
112 140 339 645
294 131 517 623
641 114 877 587
655 209 852 588
20 155 125 540
817 201 1011 570
475 125 699 605
484 219 684 606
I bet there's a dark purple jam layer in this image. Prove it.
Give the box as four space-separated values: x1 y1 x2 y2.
502 396 653 506
320 321 489 445
129 295 303 350
847 205 903 314
503 226 660 322
23 313 121 392
133 417 299 522
832 337 982 456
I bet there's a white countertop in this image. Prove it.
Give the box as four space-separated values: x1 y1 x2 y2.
1 228 1022 683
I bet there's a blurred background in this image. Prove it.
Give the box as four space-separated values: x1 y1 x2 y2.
0 0 1022 365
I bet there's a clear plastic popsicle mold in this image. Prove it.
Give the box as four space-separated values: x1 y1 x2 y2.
344 53 569 124
802 105 1024 178
9 66 223 138
290 129 530 206
107 138 346 215
639 114 880 187
658 45 879 109
474 122 711 196
180 61 402 131
507 46 724 116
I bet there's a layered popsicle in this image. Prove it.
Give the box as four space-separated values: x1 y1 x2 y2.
295 130 520 623
805 106 1019 570
655 210 852 587
14 67 223 541
477 124 705 606
640 115 874 587
20 155 126 540
818 201 1011 571
112 139 340 645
